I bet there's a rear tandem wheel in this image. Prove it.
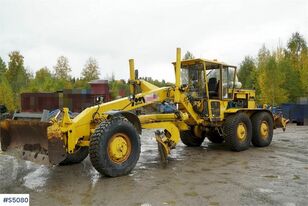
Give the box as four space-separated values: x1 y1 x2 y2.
251 112 273 147
223 112 252 151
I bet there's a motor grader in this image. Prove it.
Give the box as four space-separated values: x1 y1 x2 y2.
0 48 287 177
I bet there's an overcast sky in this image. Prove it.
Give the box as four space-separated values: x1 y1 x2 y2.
1 0 308 82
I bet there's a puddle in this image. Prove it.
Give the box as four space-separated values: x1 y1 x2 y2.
23 165 49 191
89 167 100 188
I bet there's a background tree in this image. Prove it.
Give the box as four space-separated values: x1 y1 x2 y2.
140 77 171 87
286 32 307 59
27 67 55 92
183 51 195 60
5 51 30 108
6 51 29 93
284 32 307 101
0 57 7 77
300 52 308 96
238 56 257 89
81 57 100 82
0 76 15 111
258 46 288 105
53 56 72 80
237 32 308 105
108 73 119 99
53 56 73 90
73 77 86 89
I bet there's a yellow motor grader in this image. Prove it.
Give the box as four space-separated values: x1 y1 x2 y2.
0 48 287 177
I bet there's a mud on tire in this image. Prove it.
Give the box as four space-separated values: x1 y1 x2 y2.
89 116 141 177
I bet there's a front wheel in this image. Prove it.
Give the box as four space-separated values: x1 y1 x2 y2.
251 112 273 147
223 113 252 151
89 116 141 177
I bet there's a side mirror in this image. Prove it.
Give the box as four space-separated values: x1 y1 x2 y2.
95 96 104 104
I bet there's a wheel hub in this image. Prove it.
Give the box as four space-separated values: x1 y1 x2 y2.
236 123 247 142
260 121 269 139
108 133 131 164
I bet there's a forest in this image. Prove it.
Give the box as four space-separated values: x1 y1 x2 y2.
0 53 170 111
0 32 307 111
238 32 308 105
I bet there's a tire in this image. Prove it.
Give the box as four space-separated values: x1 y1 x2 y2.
206 129 224 143
180 130 205 147
89 116 141 177
59 147 89 165
223 113 252 151
251 112 273 147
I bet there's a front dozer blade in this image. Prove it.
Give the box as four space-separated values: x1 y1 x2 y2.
0 119 67 164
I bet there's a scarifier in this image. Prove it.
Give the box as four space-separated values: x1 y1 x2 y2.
0 48 288 177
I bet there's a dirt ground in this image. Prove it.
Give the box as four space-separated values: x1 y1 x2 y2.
0 124 307 206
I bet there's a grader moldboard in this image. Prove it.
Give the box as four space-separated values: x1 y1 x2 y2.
0 48 287 177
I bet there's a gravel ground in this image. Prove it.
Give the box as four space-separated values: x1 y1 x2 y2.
0 124 307 206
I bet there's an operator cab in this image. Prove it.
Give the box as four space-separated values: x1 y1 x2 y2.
174 58 242 120
177 59 241 100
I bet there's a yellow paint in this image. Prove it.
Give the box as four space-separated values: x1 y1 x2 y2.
64 86 169 153
139 80 159 92
142 122 180 144
155 135 170 155
47 122 62 140
237 123 247 142
129 59 135 94
139 113 178 124
108 133 131 164
61 108 72 127
235 93 246 99
78 140 89 147
274 115 288 131
176 122 190 131
260 121 269 139
174 48 181 102
193 125 203 138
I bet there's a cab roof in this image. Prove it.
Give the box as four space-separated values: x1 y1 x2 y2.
172 58 236 69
